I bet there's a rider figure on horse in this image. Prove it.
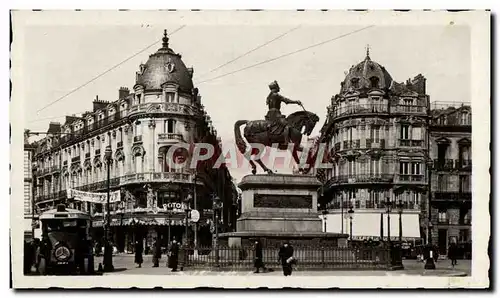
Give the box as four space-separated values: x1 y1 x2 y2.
266 80 302 144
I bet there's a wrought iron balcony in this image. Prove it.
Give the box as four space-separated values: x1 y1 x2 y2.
127 102 200 117
398 139 423 147
434 191 472 202
456 159 472 170
329 103 389 119
71 156 81 164
35 190 67 203
327 174 393 186
120 172 191 186
85 152 91 159
391 105 426 114
396 174 425 183
158 133 184 145
366 139 386 149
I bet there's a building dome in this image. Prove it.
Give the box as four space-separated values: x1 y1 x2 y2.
341 50 393 93
135 30 194 93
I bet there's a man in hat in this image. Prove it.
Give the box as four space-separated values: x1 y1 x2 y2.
266 81 302 144
278 241 295 276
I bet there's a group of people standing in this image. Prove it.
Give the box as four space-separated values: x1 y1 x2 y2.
253 239 296 276
133 237 180 272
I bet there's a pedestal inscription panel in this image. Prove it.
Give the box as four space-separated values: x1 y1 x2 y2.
254 194 312 209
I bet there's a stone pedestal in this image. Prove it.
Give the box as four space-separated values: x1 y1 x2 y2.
220 174 348 247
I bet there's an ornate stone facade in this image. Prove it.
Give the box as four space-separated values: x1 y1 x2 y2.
30 31 236 251
317 51 429 241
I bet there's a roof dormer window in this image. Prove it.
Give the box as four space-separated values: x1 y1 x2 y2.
369 76 380 88
350 78 360 89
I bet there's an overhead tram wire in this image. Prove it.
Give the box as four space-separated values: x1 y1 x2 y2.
196 25 375 86
35 25 186 114
194 25 302 82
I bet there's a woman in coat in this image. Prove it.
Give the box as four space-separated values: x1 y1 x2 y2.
167 239 179 272
278 242 295 276
134 240 144 268
448 241 458 268
152 238 162 267
253 239 267 273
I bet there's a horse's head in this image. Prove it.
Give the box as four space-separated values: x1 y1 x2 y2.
286 111 320 136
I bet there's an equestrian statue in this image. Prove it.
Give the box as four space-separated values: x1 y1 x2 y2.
234 80 320 175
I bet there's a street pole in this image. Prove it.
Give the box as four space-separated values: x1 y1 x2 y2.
340 194 344 234
103 145 114 272
399 209 403 244
193 174 198 250
31 165 37 239
424 101 436 270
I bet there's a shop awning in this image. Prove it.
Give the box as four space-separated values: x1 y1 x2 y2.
323 212 421 240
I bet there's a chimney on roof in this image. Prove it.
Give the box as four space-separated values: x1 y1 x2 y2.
119 87 130 99
187 67 194 78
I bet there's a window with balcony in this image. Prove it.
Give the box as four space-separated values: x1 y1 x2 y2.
459 175 471 193
370 126 380 142
438 211 448 224
411 126 423 146
400 161 409 175
367 190 381 208
400 125 410 146
165 92 176 103
403 98 414 106
458 144 471 168
460 112 470 125
370 158 381 176
164 119 177 134
347 160 356 176
438 115 447 125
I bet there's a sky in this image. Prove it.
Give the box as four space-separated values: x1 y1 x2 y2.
20 23 471 181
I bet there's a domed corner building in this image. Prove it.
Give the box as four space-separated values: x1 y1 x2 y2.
317 50 430 253
31 30 236 253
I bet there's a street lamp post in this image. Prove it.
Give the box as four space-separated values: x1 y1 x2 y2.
321 210 329 233
184 194 192 245
213 195 222 267
384 197 404 270
384 197 393 244
340 194 344 234
103 145 114 272
348 205 354 244
166 205 174 242
396 199 403 244
424 222 436 269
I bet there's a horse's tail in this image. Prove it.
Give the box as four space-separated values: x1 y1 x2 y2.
234 120 249 155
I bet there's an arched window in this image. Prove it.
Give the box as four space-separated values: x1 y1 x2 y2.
369 76 380 88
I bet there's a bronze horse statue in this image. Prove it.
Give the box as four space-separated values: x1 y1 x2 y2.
234 110 320 175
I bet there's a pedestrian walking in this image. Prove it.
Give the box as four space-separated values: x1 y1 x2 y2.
23 240 33 274
448 241 458 268
167 238 179 272
134 240 143 268
152 237 162 267
253 239 267 273
278 241 295 276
